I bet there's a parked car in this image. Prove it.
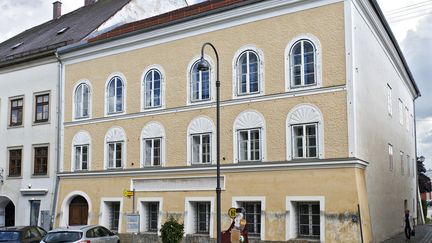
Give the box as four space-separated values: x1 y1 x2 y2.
41 225 119 243
0 226 47 243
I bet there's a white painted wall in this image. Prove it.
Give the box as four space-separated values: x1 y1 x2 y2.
349 1 417 241
0 59 58 227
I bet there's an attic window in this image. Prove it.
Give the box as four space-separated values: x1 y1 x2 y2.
11 42 23 49
57 27 69 35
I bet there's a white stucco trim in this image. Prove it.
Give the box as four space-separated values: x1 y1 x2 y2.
59 191 92 227
186 55 216 105
284 33 322 92
286 103 324 160
99 197 124 233
184 197 215 238
71 130 92 171
232 196 266 240
140 64 166 111
285 196 325 242
104 72 127 117
232 44 265 99
233 110 266 163
187 116 216 166
140 122 166 167
137 197 163 235
71 79 93 121
104 126 127 169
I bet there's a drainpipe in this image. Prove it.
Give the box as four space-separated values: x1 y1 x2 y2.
413 94 422 224
50 52 63 229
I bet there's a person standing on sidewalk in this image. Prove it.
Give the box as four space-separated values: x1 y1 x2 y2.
403 209 414 241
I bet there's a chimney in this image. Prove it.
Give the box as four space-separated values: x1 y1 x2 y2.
85 0 96 6
53 1 62 19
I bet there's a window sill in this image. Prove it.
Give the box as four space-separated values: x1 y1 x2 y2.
234 91 263 99
7 175 22 179
106 167 124 170
105 111 125 117
31 174 49 178
33 121 50 126
7 125 24 129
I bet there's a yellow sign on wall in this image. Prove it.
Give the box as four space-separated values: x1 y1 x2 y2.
123 189 134 197
228 207 237 219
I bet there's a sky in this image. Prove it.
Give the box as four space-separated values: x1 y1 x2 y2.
0 0 431 167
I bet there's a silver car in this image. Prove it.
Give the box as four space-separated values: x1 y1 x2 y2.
41 225 120 243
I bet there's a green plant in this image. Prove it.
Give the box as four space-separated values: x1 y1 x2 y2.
160 215 184 243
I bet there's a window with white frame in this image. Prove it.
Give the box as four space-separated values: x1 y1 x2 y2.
388 144 393 171
191 133 211 164
400 151 404 175
188 117 215 165
74 83 90 119
292 124 317 159
399 99 403 125
146 202 159 232
405 107 409 131
195 202 210 234
407 155 410 176
141 122 165 167
286 197 324 241
106 76 124 114
105 127 125 169
297 202 320 239
236 50 260 95
290 40 316 87
107 201 120 231
191 60 210 102
239 201 261 237
144 69 162 108
72 131 91 171
238 129 261 162
387 84 392 116
143 138 161 166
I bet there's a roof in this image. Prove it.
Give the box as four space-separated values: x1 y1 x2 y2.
0 0 130 66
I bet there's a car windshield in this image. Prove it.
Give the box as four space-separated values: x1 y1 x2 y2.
43 231 82 243
0 231 20 240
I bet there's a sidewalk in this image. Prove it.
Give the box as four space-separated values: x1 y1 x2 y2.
382 224 432 242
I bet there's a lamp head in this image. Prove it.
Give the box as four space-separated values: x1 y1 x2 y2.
197 57 210 71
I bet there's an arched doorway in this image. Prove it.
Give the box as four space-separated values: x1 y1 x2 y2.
69 196 88 226
0 197 14 227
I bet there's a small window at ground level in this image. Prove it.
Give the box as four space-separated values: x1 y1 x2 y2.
239 202 261 237
297 202 320 239
195 202 210 234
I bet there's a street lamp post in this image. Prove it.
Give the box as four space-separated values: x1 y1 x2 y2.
197 42 221 243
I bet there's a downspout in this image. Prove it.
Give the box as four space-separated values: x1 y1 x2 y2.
50 51 63 229
413 95 423 224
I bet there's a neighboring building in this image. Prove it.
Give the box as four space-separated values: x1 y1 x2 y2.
0 0 188 229
55 0 419 242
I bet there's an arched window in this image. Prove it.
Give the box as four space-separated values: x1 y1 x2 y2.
141 122 165 167
187 116 215 165
290 40 316 87
190 60 210 102
144 69 162 108
233 110 265 163
236 50 260 95
105 127 126 169
106 76 124 114
286 104 324 160
72 131 91 171
74 83 90 119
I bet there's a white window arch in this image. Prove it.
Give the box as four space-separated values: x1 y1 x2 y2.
73 80 91 120
286 104 324 160
104 127 126 169
142 65 165 110
187 55 215 104
233 110 266 163
187 116 216 165
71 131 91 171
140 122 165 167
285 34 322 91
232 45 264 98
105 73 126 115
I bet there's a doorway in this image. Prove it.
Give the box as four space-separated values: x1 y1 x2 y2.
69 196 88 225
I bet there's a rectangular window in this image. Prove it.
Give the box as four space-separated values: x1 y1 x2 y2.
144 138 161 166
10 97 23 126
29 200 41 226
192 133 211 164
400 151 404 175
238 129 261 162
195 202 210 234
35 93 49 123
407 155 410 176
388 144 393 171
8 148 22 177
405 107 409 131
34 146 48 175
297 202 320 239
292 124 317 158
107 202 120 231
387 84 392 116
74 145 89 170
146 202 159 232
108 142 123 168
239 202 261 237
399 99 404 125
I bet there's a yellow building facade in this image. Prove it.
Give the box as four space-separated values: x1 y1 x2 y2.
55 0 419 242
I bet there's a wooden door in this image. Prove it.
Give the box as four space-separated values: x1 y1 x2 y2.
69 196 88 225
5 201 15 227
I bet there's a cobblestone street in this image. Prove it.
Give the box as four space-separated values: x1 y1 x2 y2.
383 224 432 243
